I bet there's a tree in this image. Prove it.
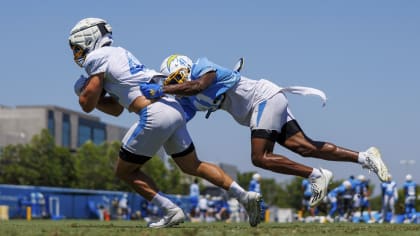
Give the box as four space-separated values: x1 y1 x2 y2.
27 130 75 187
141 156 185 194
165 158 187 195
0 144 35 185
0 130 76 187
72 140 124 190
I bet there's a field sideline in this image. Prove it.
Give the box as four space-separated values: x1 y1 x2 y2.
1 220 420 236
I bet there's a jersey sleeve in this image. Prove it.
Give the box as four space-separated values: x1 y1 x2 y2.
191 57 216 79
84 51 109 76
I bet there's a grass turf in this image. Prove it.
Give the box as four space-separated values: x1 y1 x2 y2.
1 220 420 236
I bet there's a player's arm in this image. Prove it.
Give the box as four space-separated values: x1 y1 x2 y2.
79 73 105 113
96 96 124 117
163 71 216 96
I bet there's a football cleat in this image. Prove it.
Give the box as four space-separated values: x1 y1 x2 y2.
309 168 333 207
147 207 185 228
240 191 263 227
362 147 389 182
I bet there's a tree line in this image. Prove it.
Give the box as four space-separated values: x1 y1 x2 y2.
0 129 182 193
0 129 413 213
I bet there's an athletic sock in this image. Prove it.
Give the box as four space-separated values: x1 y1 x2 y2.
228 181 247 202
151 193 178 210
358 152 367 165
309 168 322 179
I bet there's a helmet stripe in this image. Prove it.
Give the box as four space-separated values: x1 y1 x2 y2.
166 54 180 71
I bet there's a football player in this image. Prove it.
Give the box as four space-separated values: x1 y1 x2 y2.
403 174 417 223
69 18 262 228
326 180 353 222
140 54 390 208
380 174 398 223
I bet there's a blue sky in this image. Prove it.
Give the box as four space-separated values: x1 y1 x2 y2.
1 1 419 194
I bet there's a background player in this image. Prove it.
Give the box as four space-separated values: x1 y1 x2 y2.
326 180 353 222
380 174 398 223
403 174 417 223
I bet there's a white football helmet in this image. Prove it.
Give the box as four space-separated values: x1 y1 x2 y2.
342 180 352 189
252 173 261 181
160 54 193 75
69 18 113 67
357 174 366 182
406 174 413 181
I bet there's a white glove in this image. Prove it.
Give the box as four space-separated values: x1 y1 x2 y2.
74 75 89 96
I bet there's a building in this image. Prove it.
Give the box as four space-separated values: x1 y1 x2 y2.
0 105 127 150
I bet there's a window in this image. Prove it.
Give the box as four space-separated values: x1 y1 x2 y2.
93 128 106 145
77 118 106 147
48 110 55 138
62 114 71 147
78 124 91 146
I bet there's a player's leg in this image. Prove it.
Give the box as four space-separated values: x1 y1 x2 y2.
174 150 263 227
249 93 324 177
171 144 232 188
381 196 390 223
280 120 359 162
115 152 158 200
251 136 312 177
327 196 338 222
249 93 332 207
279 114 389 182
119 98 192 228
410 198 417 221
409 198 417 222
366 201 375 223
166 126 262 227
115 148 185 228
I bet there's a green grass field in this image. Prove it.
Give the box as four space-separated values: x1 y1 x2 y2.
1 220 420 236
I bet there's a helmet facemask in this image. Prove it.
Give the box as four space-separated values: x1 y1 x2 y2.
69 18 112 67
70 42 87 67
164 67 191 85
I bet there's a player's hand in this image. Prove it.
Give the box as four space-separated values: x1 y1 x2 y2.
74 75 89 96
140 83 164 99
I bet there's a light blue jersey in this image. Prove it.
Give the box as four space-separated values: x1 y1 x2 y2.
180 57 240 120
327 184 348 217
328 184 347 198
191 57 241 102
178 57 283 127
249 179 261 193
382 181 397 197
404 181 417 198
354 180 370 208
302 179 312 198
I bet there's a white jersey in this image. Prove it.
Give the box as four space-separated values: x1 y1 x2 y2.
83 46 192 157
221 76 326 131
221 77 281 126
84 46 165 109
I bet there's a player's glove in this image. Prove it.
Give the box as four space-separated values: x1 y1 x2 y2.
140 83 164 99
74 75 89 96
163 67 190 86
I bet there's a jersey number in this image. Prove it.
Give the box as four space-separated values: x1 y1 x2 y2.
126 51 144 75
